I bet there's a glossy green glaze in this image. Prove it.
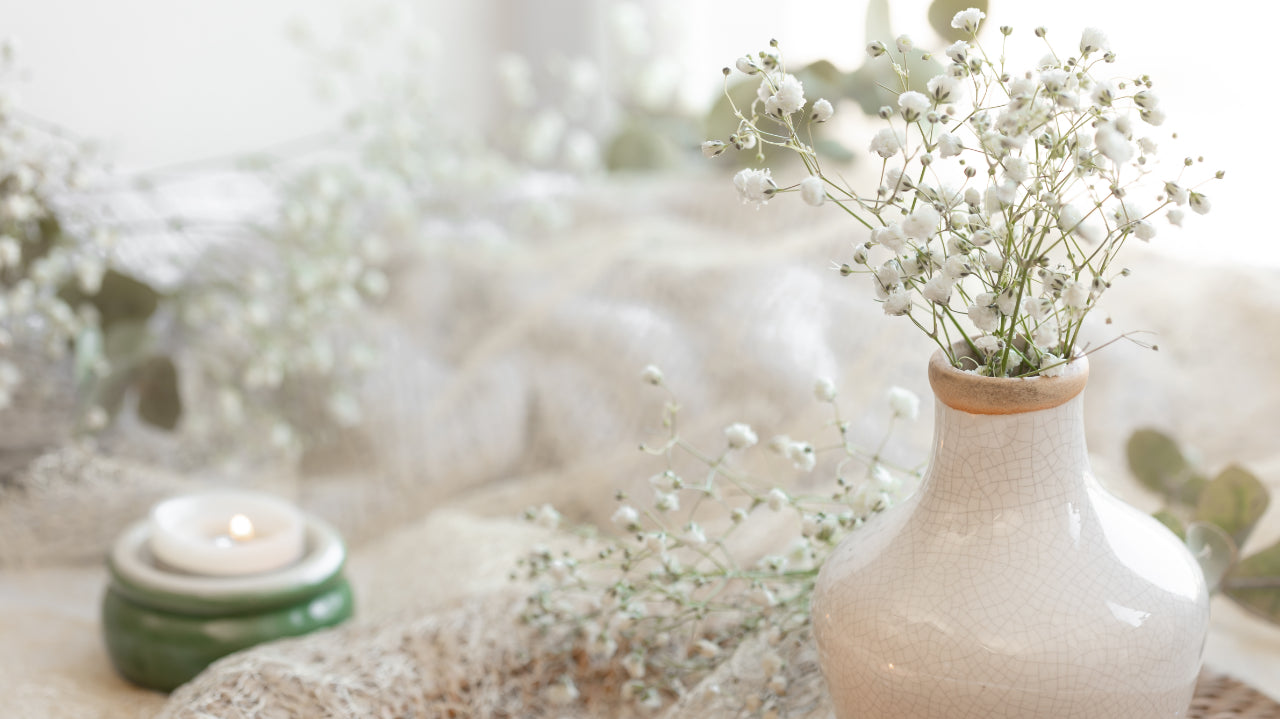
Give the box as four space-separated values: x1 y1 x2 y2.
101 574 353 692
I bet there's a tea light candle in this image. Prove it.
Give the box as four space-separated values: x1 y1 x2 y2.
149 490 305 576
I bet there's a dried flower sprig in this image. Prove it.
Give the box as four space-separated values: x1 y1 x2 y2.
706 10 1221 377
516 366 923 711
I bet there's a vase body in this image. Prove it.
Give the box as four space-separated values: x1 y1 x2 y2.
811 353 1209 719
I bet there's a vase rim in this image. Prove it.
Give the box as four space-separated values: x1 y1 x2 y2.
928 347 1088 415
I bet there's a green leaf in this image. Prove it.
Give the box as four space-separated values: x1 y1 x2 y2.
1126 428 1207 506
1224 541 1280 623
1152 510 1185 540
59 269 160 330
1185 521 1237 593
135 356 182 430
928 0 990 44
1193 465 1269 548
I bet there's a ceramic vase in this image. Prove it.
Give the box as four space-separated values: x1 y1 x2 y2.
811 350 1209 718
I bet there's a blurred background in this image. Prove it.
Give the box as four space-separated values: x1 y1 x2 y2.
1 0 1278 712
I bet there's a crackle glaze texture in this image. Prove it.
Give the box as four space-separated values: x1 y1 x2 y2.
812 359 1210 719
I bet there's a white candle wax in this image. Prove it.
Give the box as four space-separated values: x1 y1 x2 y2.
148 491 305 576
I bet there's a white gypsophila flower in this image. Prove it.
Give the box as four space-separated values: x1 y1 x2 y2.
641 364 663 385
1033 319 1059 349
800 175 826 206
622 653 646 680
1167 208 1185 227
1190 192 1211 215
867 40 886 57
1134 90 1159 109
951 7 985 33
725 422 758 449
874 263 901 299
873 223 909 253
943 254 973 279
902 206 940 240
869 127 901 158
1134 220 1156 241
734 167 777 204
897 91 930 122
1001 156 1029 184
655 491 680 512
694 639 720 658
895 35 913 53
1063 280 1091 309
996 287 1018 315
1164 181 1189 206
926 74 962 104
701 140 726 158
888 386 920 420
649 470 681 491
735 56 759 75
1040 353 1067 377
811 97 834 122
814 377 837 402
974 334 1001 355
945 40 968 63
1140 106 1166 126
767 487 789 511
534 504 561 529
0 235 18 268
1079 27 1109 54
937 131 963 158
786 441 816 471
685 522 708 547
1094 123 1132 163
1024 296 1054 322
921 274 954 305
968 293 1000 331
612 505 640 529
1039 69 1069 95
769 73 806 116
883 286 912 315
1138 137 1158 155
969 229 994 247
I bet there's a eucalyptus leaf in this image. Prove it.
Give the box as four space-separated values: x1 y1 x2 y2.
843 50 944 119
1185 521 1238 593
59 270 160 330
1126 428 1207 506
1152 510 1185 540
1224 540 1280 623
1193 465 1269 548
928 0 990 44
136 356 182 430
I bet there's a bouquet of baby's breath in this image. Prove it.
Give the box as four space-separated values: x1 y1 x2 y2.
705 9 1219 377
517 368 923 712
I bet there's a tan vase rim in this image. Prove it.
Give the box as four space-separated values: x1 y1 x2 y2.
928 347 1089 415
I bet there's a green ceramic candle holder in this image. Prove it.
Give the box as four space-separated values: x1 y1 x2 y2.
102 514 354 692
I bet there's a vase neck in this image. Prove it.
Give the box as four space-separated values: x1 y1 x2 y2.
923 392 1091 506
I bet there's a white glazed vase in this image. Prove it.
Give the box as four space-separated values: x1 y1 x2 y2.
812 351 1210 719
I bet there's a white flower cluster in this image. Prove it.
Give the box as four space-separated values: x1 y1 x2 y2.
517 367 922 711
706 12 1220 377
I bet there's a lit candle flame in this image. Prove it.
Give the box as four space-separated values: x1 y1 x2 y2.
228 514 254 542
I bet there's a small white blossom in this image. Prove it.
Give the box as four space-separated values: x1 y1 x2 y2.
684 523 708 546
1140 106 1166 125
766 73 806 116
1094 122 1132 163
897 90 930 122
927 74 962 103
735 56 759 75
613 505 641 529
786 441 816 472
951 8 985 34
701 140 726 158
1079 27 1109 54
694 639 720 658
974 334 1002 355
945 40 969 63
869 127 901 158
888 386 920 420
937 131 963 158
811 97 834 122
1040 353 1067 377
902 206 940 240
872 223 908 253
1190 192 1211 215
1062 280 1091 309
799 175 826 206
895 35 913 54
1167 208 1185 227
867 41 886 58
920 274 954 305
655 491 680 512
814 377 837 402
883 287 912 315
725 422 758 449
622 653 647 679
734 168 777 204
968 294 1000 331
641 364 664 385
767 488 789 511
532 503 561 529
1133 220 1156 241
